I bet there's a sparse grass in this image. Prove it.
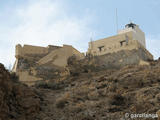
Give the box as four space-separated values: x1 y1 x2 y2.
34 59 160 119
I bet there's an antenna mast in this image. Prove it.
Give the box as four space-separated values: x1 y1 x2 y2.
116 8 119 34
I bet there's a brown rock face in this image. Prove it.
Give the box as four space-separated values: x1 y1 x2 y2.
35 58 160 120
0 63 40 120
1 55 160 120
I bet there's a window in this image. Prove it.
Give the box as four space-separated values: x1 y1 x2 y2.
98 46 104 52
120 40 126 46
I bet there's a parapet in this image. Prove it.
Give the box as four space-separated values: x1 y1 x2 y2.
15 44 50 59
47 45 62 52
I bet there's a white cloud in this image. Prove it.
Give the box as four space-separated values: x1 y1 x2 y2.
146 35 160 59
0 0 94 67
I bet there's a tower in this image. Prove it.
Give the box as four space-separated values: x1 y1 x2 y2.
118 22 146 48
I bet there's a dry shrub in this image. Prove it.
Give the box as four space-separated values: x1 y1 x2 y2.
10 72 19 83
56 97 68 109
71 86 90 102
108 93 125 106
69 103 85 113
107 83 117 92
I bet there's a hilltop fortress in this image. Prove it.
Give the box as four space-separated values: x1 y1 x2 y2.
12 23 153 85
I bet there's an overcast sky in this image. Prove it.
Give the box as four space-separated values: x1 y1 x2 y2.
0 0 160 68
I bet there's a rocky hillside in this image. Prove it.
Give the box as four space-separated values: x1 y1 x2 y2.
0 64 41 120
34 58 160 120
0 58 160 120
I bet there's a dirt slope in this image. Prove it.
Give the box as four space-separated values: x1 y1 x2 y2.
35 59 160 120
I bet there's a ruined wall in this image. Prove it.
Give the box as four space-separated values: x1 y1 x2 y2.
92 46 153 69
71 46 85 60
47 45 62 52
18 71 43 86
13 44 85 85
16 44 49 59
37 45 85 67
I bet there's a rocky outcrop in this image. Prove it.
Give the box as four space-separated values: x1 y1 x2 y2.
35 58 160 120
90 47 152 69
0 63 40 120
1 57 160 119
67 48 153 77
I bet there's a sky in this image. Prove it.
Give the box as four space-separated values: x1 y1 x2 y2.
0 0 160 68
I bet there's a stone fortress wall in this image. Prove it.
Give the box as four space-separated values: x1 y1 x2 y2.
15 44 61 59
12 23 154 85
14 44 84 68
37 44 84 67
12 44 85 85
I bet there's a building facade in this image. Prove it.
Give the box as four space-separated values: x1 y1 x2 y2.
87 23 148 56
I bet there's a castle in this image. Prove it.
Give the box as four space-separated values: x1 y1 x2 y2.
12 23 153 85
